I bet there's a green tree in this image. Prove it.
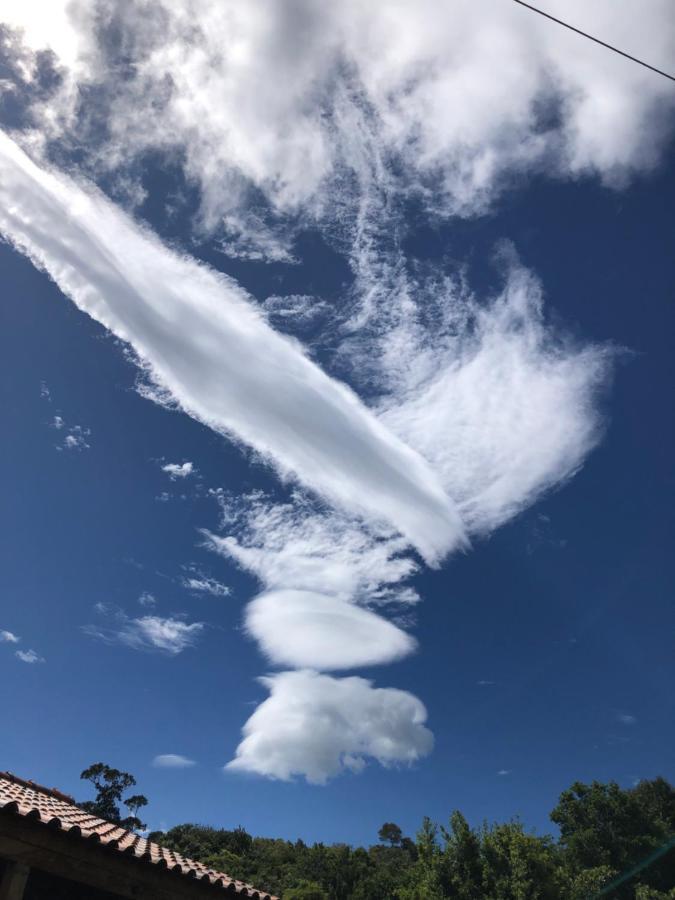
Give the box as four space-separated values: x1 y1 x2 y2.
78 762 148 830
397 816 445 899
551 778 675 896
142 773 675 900
283 879 329 899
437 811 482 899
379 822 404 847
480 821 559 899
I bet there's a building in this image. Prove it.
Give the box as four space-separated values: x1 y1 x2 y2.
0 772 277 900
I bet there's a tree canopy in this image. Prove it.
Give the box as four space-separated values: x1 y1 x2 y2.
75 765 675 896
78 762 148 831
145 776 675 899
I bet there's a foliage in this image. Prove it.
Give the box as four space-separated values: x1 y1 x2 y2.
284 881 330 900
78 762 148 830
378 823 403 847
143 776 675 898
552 777 675 897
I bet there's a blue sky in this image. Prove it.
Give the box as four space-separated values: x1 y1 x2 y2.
1 0 674 848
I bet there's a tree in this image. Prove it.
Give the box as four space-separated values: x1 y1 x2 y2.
379 822 403 847
438 811 482 899
79 762 148 831
551 778 675 897
479 820 559 899
397 816 444 898
283 880 329 900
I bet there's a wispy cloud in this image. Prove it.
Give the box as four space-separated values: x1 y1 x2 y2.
0 131 461 565
497 769 511 777
617 713 638 726
228 670 433 785
52 414 91 451
161 461 195 480
138 592 156 608
83 605 205 655
152 754 196 768
376 258 611 537
8 1 673 239
205 492 420 670
61 427 91 451
181 570 230 598
0 630 20 643
16 649 45 664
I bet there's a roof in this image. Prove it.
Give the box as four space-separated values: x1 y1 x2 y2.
0 772 277 900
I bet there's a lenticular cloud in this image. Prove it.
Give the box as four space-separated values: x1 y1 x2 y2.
0 130 462 563
244 590 415 671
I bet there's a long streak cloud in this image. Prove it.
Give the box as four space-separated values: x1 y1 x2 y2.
0 130 463 563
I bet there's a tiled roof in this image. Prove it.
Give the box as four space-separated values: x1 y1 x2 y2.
0 772 277 899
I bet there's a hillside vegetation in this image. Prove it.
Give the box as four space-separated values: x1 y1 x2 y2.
148 777 675 899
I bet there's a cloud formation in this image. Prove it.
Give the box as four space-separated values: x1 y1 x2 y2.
206 492 420 670
0 131 462 564
181 572 230 598
153 754 196 768
376 259 611 535
51 414 91 451
16 649 45 664
0 0 656 783
0 630 20 643
6 1 674 242
228 670 433 784
83 606 205 655
162 461 195 480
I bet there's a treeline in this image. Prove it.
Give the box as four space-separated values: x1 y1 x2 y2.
149 777 675 899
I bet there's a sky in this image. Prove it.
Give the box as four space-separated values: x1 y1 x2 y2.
0 0 674 847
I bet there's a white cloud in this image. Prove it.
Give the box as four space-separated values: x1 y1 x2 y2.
0 131 462 564
51 414 91 450
152 754 196 768
497 769 511 776
181 573 230 598
244 589 414 671
15 649 44 664
0 2 652 782
1 630 20 643
6 0 673 238
61 426 90 451
207 492 419 604
618 713 637 726
138 592 156 607
377 258 611 536
227 670 433 784
161 461 194 480
83 606 205 655
205 492 421 670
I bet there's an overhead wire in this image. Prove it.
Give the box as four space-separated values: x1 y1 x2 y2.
512 0 675 84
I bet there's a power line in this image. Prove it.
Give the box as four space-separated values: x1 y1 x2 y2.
512 0 675 84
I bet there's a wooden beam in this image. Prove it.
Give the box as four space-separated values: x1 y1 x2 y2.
0 813 244 900
0 862 30 900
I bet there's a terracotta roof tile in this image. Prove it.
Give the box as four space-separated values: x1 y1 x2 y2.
0 772 277 899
